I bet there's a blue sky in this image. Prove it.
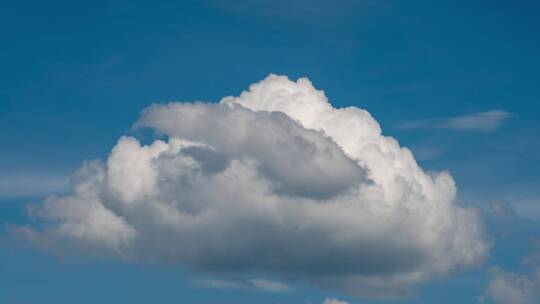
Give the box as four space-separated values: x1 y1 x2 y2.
1 1 540 303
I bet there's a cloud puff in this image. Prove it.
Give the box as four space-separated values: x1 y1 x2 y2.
398 110 512 132
485 242 540 304
486 267 540 304
323 298 349 304
488 201 519 222
19 74 489 298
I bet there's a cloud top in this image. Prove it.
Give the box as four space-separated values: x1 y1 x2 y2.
19 74 489 299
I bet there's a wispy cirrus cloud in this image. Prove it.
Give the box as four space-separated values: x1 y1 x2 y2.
323 298 350 304
197 278 290 292
397 110 513 132
0 173 69 198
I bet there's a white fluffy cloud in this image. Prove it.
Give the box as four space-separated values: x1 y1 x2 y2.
20 74 489 298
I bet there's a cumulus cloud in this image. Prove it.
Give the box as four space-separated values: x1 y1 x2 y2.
398 110 512 132
18 74 489 298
